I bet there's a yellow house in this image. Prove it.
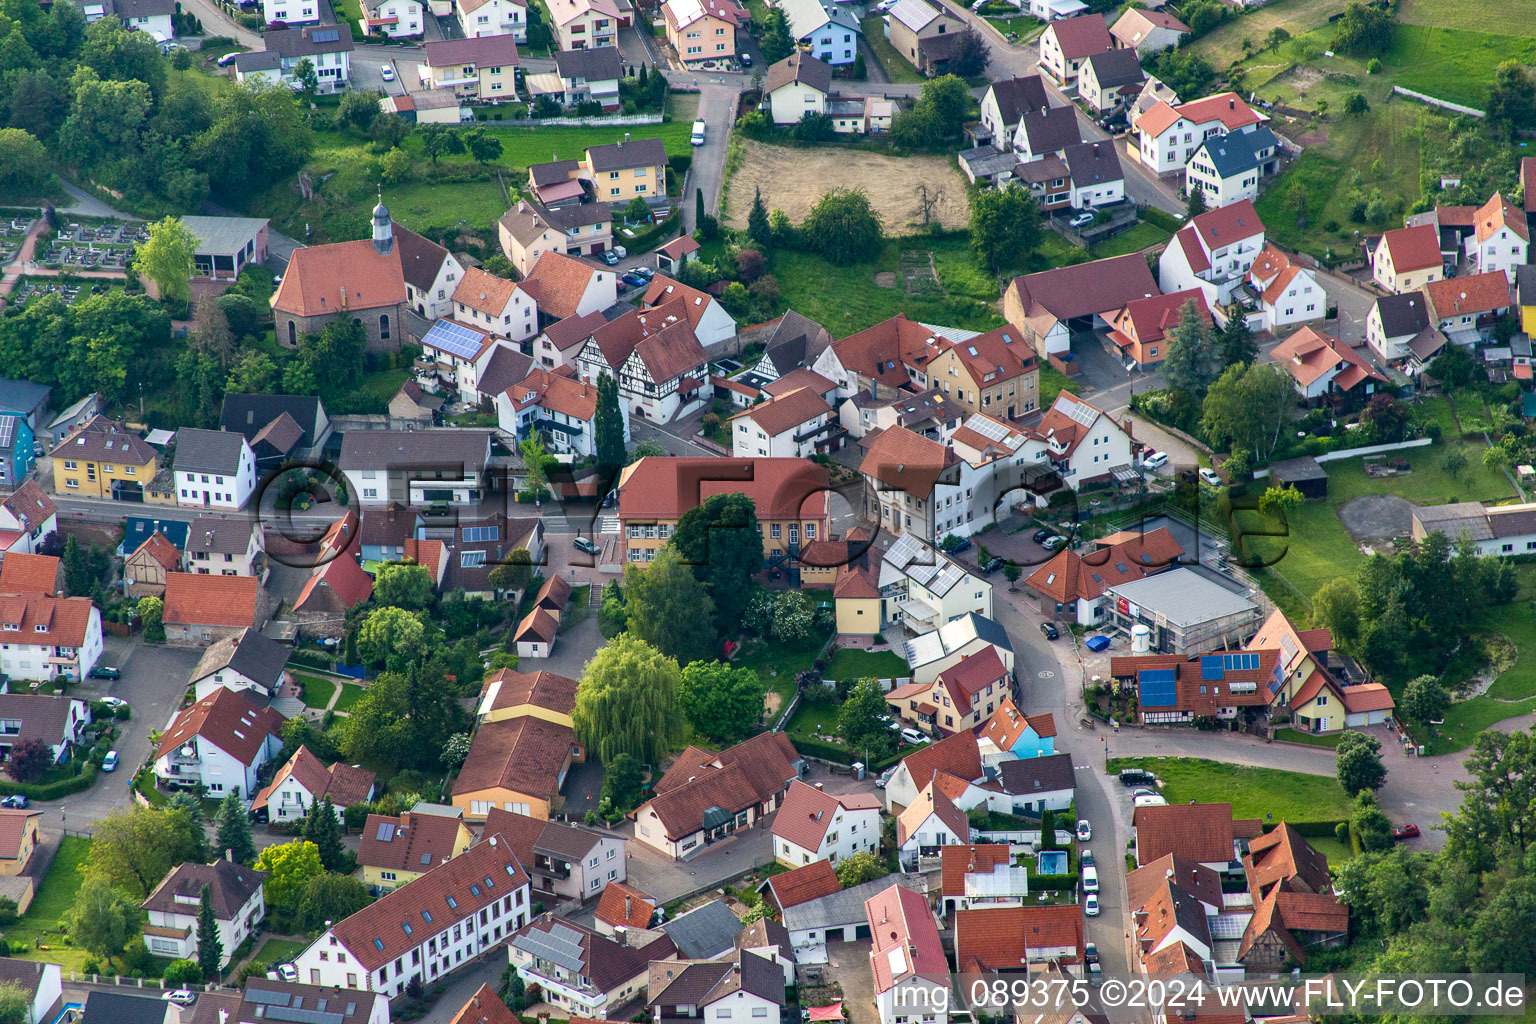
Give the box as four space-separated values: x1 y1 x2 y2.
1371 224 1443 295
451 716 580 821
50 417 160 501
663 0 737 64
0 809 41 877
475 668 578 728
357 810 474 893
420 35 519 102
1248 608 1327 706
583 137 668 204
833 565 882 638
921 326 1040 420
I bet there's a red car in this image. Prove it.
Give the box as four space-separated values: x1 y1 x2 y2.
1392 823 1421 841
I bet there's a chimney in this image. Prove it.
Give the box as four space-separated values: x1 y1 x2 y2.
220 1012 230 1024
625 894 633 919
814 783 824 791
615 925 628 946
518 200 527 213
1228 98 1234 109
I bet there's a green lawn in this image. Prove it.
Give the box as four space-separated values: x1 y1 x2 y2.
484 122 695 169
1323 440 1515 506
825 648 910 681
1237 499 1363 605
334 683 367 713
7 836 93 971
1107 756 1353 824
1396 0 1532 35
1308 834 1354 865
362 368 410 405
1039 364 1071 408
1275 728 1345 748
785 700 840 742
1190 0 1349 68
734 638 827 701
255 938 309 966
984 15 1043 39
1089 221 1171 259
860 17 925 84
1423 600 1536 755
296 673 338 710
1383 24 1536 110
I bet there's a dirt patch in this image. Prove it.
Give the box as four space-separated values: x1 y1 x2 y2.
873 271 898 287
1338 494 1414 540
764 690 783 718
725 140 969 232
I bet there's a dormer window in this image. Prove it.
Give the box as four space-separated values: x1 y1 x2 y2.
33 624 45 633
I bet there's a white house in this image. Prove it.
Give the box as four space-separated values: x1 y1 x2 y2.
1270 326 1385 404
263 25 354 93
1063 140 1124 209
897 781 974 869
1012 103 1081 162
456 0 527 40
1024 527 1184 627
111 0 175 38
0 694 91 764
729 386 838 458
764 52 831 125
172 428 257 512
399 227 464 321
575 300 709 424
153 688 285 800
451 267 539 344
1039 14 1111 92
498 367 627 458
977 75 1048 150
360 0 424 36
641 276 736 349
1135 92 1265 175
995 753 1075 815
938 845 1029 917
525 250 618 321
1159 199 1266 306
0 959 62 1024
865 883 950 1024
0 594 102 682
140 858 267 968
777 0 861 66
251 746 377 824
1467 192 1529 284
183 516 264 578
189 627 290 702
1372 224 1444 295
261 0 320 24
1109 7 1187 54
1186 125 1280 209
1247 244 1322 331
0 483 57 557
882 729 984 812
1365 292 1433 363
1027 0 1085 20
648 951 784 1024
1035 390 1134 490
771 780 882 868
878 533 993 633
1078 48 1144 116
293 832 532 996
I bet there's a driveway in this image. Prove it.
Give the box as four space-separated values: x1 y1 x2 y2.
679 82 738 232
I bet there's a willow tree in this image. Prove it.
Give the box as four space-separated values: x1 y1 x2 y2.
574 632 685 766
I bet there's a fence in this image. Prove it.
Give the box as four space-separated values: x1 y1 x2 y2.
1392 86 1484 118
512 114 665 127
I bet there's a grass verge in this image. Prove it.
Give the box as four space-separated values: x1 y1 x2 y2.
1275 728 1344 748
1107 755 1351 823
254 937 309 966
860 18 925 84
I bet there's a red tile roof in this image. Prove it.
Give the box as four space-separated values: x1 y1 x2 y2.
524 251 601 320
617 456 830 521
1423 271 1513 320
978 698 1056 753
163 572 260 628
730 386 833 437
641 275 722 335
157 688 284 764
897 729 983 792
1127 853 1224 911
1110 649 1277 716
954 905 1084 971
273 239 406 317
0 553 58 595
1245 822 1331 897
933 647 1009 717
0 592 96 648
449 985 518 1024
1045 12 1110 58
866 884 948 993
1 481 55 532
329 828 530 972
357 811 469 874
479 668 580 717
252 745 376 811
294 521 374 612
1134 802 1236 866
1108 289 1210 349
130 532 182 574
1475 192 1528 244
772 779 880 852
1378 224 1442 274
507 368 600 421
939 844 1012 896
829 314 947 389
1138 92 1262 138
452 717 577 802
453 267 523 318
763 860 840 910
595 881 656 929
1339 681 1394 713
833 564 880 600
1189 198 1264 250
1025 527 1183 602
0 809 39 862
643 733 800 840
858 425 960 500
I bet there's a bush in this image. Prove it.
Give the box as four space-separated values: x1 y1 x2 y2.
163 959 202 985
0 761 96 800
790 737 852 764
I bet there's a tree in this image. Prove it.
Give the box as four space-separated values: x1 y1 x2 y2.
772 591 814 645
747 188 772 252
168 792 212 863
671 491 764 638
216 790 256 865
1258 484 1303 519
1344 91 1369 116
417 124 466 164
1331 2 1395 56
254 840 325 917
196 884 223 979
801 187 882 267
1401 675 1450 725
1264 26 1290 50
87 806 206 899
1351 791 1394 852
1002 563 1022 588
357 606 426 668
573 632 686 766
5 738 52 783
1311 577 1361 654
0 129 49 197
294 57 318 100
374 562 433 610
1218 304 1255 366
463 127 503 164
1337 730 1387 796
487 548 534 594
191 295 234 368
601 752 646 811
594 372 626 469
1487 61 1536 140
836 850 888 888
621 546 715 664
132 216 198 309
759 8 794 64
627 440 667 464
623 196 651 223
1186 183 1207 219
303 797 347 873
0 982 32 1024
917 75 972 137
296 872 372 932
336 89 380 132
678 661 765 744
838 677 896 763
1162 299 1219 396
520 435 553 489
948 27 989 77
66 876 136 967
441 732 473 769
1429 344 1476 389
164 959 202 986
969 183 1040 275
1200 361 1294 460
1443 448 1468 480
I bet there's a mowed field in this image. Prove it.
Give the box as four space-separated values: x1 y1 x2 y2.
725 141 971 232
1190 0 1349 68
1396 0 1535 37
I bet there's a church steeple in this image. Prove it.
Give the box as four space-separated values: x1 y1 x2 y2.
372 189 393 255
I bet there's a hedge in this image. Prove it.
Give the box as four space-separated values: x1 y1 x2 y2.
1142 207 1185 234
1028 873 1077 891
792 737 852 764
1266 819 1345 838
668 153 692 175
0 762 98 800
622 211 683 255
288 650 336 673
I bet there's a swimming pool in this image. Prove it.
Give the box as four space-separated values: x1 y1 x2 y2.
1036 850 1068 874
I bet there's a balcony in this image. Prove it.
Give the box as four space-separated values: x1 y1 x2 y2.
534 854 572 879
517 964 601 1002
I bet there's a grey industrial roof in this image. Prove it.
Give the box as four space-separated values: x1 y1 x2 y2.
782 874 926 933
173 427 249 475
1104 567 1256 627
1194 125 1278 179
997 752 1076 795
337 429 492 471
182 216 268 257
0 379 51 417
659 899 744 959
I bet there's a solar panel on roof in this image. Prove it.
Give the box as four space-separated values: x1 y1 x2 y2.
423 319 487 361
0 418 16 450
247 989 293 1007
262 1006 343 1024
376 822 396 842
1139 674 1176 708
312 27 339 40
1201 655 1224 681
514 922 587 972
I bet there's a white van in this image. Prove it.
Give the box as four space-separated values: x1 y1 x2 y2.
1082 865 1099 893
691 120 707 145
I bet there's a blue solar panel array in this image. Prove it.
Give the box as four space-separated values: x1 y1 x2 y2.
1138 668 1176 707
423 319 487 361
1202 652 1260 679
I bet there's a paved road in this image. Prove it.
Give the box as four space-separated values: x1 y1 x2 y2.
675 82 738 232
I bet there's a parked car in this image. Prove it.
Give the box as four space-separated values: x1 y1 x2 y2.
1393 823 1421 841
900 728 926 745
217 52 239 66
739 52 752 66
1040 621 1060 641
615 279 629 294
381 66 396 82
1076 818 1091 841
90 665 121 680
943 536 972 554
573 536 601 556
1032 528 1054 544
1133 793 1168 808
691 119 707 146
0 795 27 809
622 272 648 288
163 991 198 1007
1119 768 1155 787
1143 450 1169 471
1042 535 1068 552
1082 865 1099 893
1084 893 1100 916
1080 848 1094 868
1130 787 1157 801
99 696 127 710
602 250 620 266
1084 942 1099 964
1199 467 1222 486
980 557 1003 574
874 766 897 789
1069 212 1095 228
101 751 119 772
276 964 299 983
